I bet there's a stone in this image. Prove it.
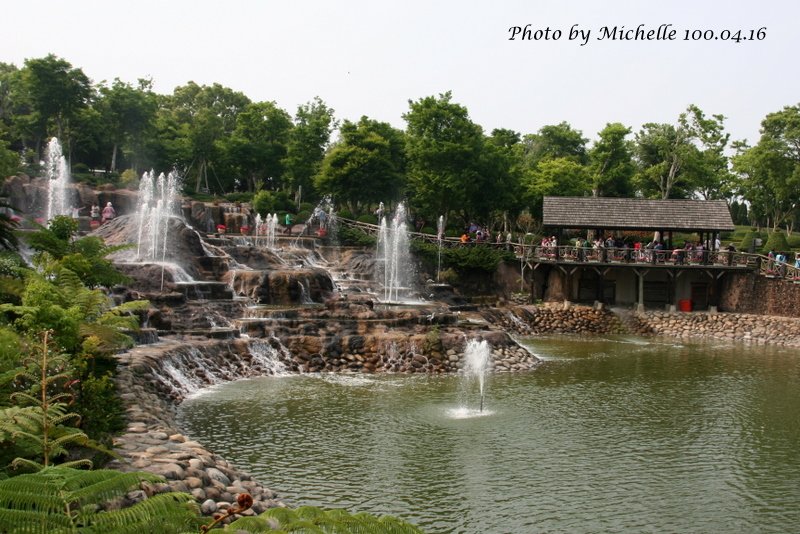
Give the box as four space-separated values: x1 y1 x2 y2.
207 468 231 486
201 499 217 515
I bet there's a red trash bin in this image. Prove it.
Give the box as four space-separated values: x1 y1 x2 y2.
678 299 692 312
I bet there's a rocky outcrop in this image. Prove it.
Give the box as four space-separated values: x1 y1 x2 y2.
721 272 800 318
483 303 626 336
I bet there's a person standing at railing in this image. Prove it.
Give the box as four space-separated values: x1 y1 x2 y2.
795 252 800 269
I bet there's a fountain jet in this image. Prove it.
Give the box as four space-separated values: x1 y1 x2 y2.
44 137 72 222
376 202 412 302
464 339 491 412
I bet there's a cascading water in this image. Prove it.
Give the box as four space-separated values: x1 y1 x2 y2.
463 339 491 412
44 137 72 222
376 202 412 302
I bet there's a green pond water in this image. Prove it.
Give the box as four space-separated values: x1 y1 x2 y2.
177 336 800 533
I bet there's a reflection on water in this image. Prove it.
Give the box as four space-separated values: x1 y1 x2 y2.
177 336 800 533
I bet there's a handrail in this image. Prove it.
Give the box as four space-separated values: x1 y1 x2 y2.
335 217 800 282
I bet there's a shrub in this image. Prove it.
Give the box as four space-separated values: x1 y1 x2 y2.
337 226 376 247
420 226 435 235
762 230 790 254
252 190 293 216
119 169 139 189
739 230 757 253
225 192 254 203
338 210 353 220
438 268 459 285
296 210 311 224
356 214 376 225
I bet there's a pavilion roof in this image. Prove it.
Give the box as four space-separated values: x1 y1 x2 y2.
543 197 735 232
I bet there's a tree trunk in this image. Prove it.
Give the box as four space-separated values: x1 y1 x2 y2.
111 143 118 172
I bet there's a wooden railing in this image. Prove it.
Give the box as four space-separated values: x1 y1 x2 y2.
335 218 800 282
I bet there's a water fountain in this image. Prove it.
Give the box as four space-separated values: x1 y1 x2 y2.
463 339 491 412
135 170 181 261
44 137 72 222
436 214 445 282
376 202 413 302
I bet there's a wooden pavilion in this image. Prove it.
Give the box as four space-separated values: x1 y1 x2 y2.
528 197 747 311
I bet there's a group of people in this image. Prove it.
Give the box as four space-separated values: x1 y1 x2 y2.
72 202 116 224
766 249 800 278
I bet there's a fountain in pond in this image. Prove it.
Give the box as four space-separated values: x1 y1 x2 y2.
376 202 413 302
463 339 491 412
254 213 278 249
44 137 72 222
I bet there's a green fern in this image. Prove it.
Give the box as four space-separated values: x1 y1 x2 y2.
0 331 96 471
0 466 199 533
226 505 425 533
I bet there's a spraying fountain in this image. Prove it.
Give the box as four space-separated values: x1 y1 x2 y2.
44 137 72 222
134 170 183 289
463 339 491 412
436 215 445 282
376 202 413 303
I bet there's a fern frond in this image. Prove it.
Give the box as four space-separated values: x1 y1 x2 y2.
88 492 198 533
64 469 164 507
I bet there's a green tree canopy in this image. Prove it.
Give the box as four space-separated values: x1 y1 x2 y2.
588 123 634 197
404 91 485 224
315 116 406 214
283 96 337 200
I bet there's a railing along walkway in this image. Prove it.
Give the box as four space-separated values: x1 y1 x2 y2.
336 218 800 282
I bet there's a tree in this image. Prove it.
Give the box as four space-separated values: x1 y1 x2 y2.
522 122 588 167
155 82 250 193
633 121 696 199
18 55 92 160
315 116 406 213
220 101 293 192
523 157 591 217
283 97 337 200
96 78 158 172
404 91 484 224
588 123 634 197
681 105 733 200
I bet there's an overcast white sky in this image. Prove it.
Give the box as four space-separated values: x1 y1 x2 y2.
6 0 798 145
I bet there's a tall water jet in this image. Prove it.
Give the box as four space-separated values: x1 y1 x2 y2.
44 137 72 222
464 339 491 412
135 170 181 261
376 203 412 302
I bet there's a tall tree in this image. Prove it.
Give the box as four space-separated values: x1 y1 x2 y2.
220 101 293 192
523 157 591 217
633 121 696 199
680 105 732 200
283 97 336 201
155 82 250 192
403 92 484 225
588 123 634 197
733 105 800 232
522 122 588 167
314 116 406 213
18 55 92 160
97 78 158 173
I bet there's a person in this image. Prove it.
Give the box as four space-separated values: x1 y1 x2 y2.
375 202 384 222
101 202 116 224
284 212 293 234
90 204 100 221
794 252 800 270
71 206 81 218
460 233 470 244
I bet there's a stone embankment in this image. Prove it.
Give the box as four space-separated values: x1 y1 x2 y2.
633 311 800 347
109 338 286 517
486 303 800 348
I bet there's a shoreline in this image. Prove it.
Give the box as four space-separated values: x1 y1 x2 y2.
110 306 800 518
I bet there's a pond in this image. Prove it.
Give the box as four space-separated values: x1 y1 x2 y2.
177 336 800 533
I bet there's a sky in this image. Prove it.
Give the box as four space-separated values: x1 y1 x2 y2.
5 0 799 146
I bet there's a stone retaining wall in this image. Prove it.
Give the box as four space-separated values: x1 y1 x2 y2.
721 272 800 318
488 303 800 348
